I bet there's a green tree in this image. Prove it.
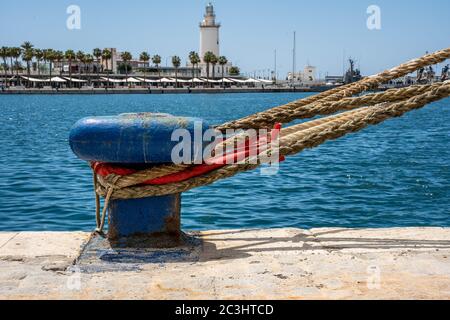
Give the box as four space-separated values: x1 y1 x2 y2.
54 51 64 76
22 49 34 85
21 42 33 51
21 42 34 79
121 51 132 86
10 47 22 79
34 49 44 76
0 47 9 87
140 51 150 86
84 54 94 85
93 48 102 79
76 51 85 80
152 54 162 87
102 49 112 89
65 50 76 87
7 47 14 79
203 51 215 86
172 56 181 88
102 49 112 72
189 51 200 86
210 54 218 80
42 49 51 75
218 56 228 88
43 49 56 88
229 66 240 76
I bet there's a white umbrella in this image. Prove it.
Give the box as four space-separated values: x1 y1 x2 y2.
200 78 222 83
191 78 205 83
20 76 46 82
126 77 141 83
244 78 261 83
63 77 85 83
172 78 189 83
135 77 154 83
159 77 176 83
221 78 236 83
50 77 67 83
228 78 247 83
101 77 124 83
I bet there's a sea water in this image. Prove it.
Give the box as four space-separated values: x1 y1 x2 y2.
0 93 449 231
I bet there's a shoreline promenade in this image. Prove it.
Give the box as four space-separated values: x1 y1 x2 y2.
1 227 449 300
0 87 332 95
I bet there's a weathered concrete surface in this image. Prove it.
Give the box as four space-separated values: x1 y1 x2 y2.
0 228 449 300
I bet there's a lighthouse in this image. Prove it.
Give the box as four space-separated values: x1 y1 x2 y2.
200 3 221 60
193 3 233 78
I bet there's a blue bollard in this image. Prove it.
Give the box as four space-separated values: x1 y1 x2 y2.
69 113 209 243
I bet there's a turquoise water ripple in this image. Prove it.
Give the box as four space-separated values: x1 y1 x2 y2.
0 93 449 231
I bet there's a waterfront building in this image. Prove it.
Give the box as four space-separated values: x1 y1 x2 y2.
288 65 318 84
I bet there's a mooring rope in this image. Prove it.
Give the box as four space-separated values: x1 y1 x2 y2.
94 81 450 202
90 48 450 232
216 48 450 130
216 83 441 152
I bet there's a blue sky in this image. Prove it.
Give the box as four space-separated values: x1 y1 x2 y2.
1 0 449 77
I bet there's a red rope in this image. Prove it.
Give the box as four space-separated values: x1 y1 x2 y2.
92 124 284 186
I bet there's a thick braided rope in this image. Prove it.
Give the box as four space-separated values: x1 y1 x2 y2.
216 84 437 151
93 49 450 198
94 83 439 195
95 81 450 200
298 83 436 116
280 82 450 156
217 48 450 130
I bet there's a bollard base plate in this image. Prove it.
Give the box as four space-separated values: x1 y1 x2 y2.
74 231 202 273
108 231 188 249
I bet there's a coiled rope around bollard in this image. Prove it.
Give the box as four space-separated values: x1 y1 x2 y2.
91 48 450 232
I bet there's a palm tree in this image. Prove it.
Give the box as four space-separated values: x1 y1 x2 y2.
203 51 215 86
172 56 181 88
65 50 76 87
34 49 43 76
76 51 85 88
102 49 112 89
11 47 22 79
152 54 161 87
21 42 33 51
93 48 102 80
218 56 228 88
22 49 34 86
0 47 9 87
210 54 218 81
84 54 94 86
43 49 55 88
140 52 150 86
7 47 14 79
21 42 34 78
42 49 50 75
189 51 200 86
76 51 85 81
54 51 64 76
121 51 132 86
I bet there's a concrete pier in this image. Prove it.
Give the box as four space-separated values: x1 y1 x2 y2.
0 228 449 300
